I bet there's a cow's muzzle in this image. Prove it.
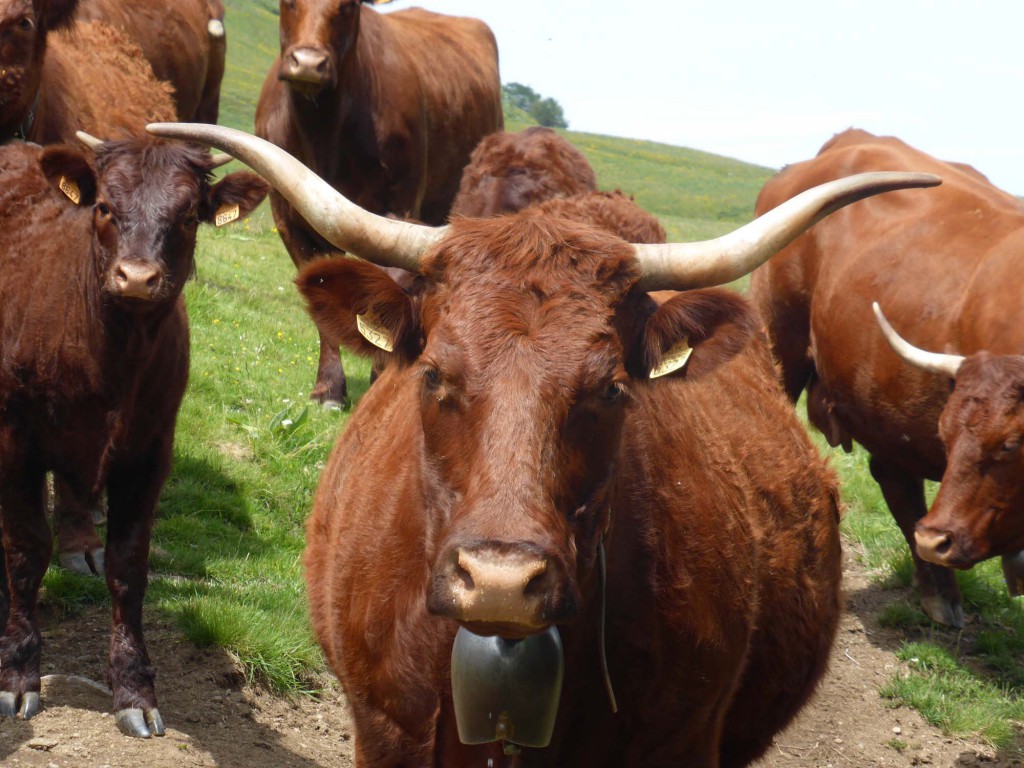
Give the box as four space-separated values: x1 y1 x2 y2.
109 260 165 303
915 527 973 568
279 47 333 92
427 542 577 634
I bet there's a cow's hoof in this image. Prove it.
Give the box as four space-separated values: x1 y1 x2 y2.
59 549 105 576
321 399 347 411
18 692 40 720
920 596 964 628
0 691 39 719
91 506 107 526
116 707 165 738
0 691 16 717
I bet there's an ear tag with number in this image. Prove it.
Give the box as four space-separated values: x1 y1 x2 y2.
356 308 395 352
59 176 81 205
214 202 240 227
649 337 693 379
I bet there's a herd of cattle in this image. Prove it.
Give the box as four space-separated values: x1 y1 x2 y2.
0 0 1021 765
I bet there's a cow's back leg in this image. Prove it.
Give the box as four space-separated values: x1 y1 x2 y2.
52 475 105 576
0 454 49 720
103 441 172 738
749 273 814 402
868 457 963 627
270 192 348 407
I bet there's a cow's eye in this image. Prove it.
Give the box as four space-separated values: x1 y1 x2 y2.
17 17 33 32
423 366 442 389
1000 439 1020 456
600 382 624 404
183 214 199 229
96 202 111 219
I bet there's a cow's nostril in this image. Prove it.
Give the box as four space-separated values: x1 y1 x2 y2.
455 563 475 592
524 566 550 597
934 534 952 556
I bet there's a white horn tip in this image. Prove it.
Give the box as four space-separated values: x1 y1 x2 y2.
208 19 225 38
75 131 104 150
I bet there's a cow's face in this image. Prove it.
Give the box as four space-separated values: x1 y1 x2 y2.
277 0 364 94
916 353 1024 567
0 0 76 133
38 139 267 312
298 213 757 638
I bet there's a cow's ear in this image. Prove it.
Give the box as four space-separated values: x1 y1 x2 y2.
296 257 420 364
628 288 758 381
201 172 269 227
36 0 79 33
38 146 97 208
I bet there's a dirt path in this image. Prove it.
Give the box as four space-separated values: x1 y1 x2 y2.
0 543 1014 768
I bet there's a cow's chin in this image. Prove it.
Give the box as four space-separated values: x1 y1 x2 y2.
104 293 169 314
282 75 330 98
458 620 555 641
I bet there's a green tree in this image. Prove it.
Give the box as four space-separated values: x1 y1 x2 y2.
530 97 568 129
503 82 541 113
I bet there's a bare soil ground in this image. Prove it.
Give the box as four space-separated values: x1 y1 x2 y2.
0 542 1018 768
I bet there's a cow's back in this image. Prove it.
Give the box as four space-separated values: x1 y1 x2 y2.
34 22 175 144
76 0 218 122
750 129 1024 471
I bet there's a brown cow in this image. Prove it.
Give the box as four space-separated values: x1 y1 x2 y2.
148 124 939 766
450 126 598 218
76 0 226 123
255 0 503 407
0 0 175 144
750 128 1024 627
0 136 267 735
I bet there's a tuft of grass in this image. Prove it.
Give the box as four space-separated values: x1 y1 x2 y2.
882 644 1024 750
176 594 322 694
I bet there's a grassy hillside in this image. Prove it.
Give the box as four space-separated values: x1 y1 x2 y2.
36 0 1024 754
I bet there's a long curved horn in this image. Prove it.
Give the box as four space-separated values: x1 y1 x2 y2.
633 172 942 291
872 302 964 378
145 123 443 272
210 153 233 168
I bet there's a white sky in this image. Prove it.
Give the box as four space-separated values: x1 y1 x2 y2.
382 0 1024 195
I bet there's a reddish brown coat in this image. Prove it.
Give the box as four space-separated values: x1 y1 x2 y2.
0 138 266 732
255 0 503 405
76 0 226 123
750 128 1024 625
299 208 842 766
451 126 598 218
0 1 175 144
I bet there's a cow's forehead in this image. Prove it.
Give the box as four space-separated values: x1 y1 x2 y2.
949 354 1024 427
96 142 208 212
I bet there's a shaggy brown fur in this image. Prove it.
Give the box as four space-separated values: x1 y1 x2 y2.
0 0 174 144
532 190 667 244
0 138 266 733
298 209 842 766
450 126 598 218
76 0 225 122
255 0 503 406
750 128 1024 627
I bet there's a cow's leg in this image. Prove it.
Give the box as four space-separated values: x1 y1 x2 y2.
0 456 49 720
53 475 105 576
868 457 963 627
271 193 349 407
103 447 169 738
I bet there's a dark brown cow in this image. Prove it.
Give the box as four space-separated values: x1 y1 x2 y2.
76 0 226 123
750 128 1024 627
148 124 940 766
450 126 598 218
0 136 266 735
0 0 175 145
255 0 503 407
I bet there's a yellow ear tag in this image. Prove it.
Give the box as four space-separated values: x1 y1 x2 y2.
214 202 240 227
356 308 395 352
649 337 693 379
59 176 81 205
